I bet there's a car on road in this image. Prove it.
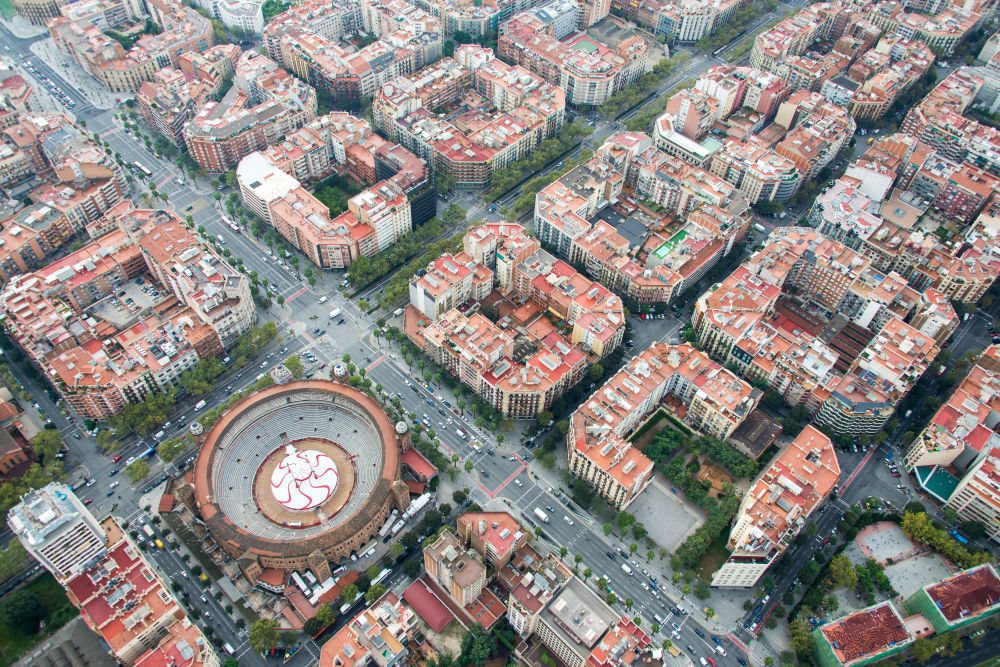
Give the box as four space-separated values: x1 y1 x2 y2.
73 433 81 439
110 481 119 489
109 468 118 477
480 470 489 478
606 551 616 560
514 479 523 487
106 489 114 496
564 516 574 526
112 454 122 462
86 479 96 487
83 498 93 505
695 629 705 638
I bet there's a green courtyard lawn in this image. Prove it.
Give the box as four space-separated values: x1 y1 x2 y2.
0 572 77 666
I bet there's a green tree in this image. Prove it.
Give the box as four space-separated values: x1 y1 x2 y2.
315 604 334 626
0 588 45 634
284 354 305 378
910 637 933 664
125 459 150 483
366 583 387 604
390 542 405 559
606 592 617 605
342 583 359 603
459 624 496 666
829 554 857 588
582 567 592 582
248 618 280 654
789 619 814 658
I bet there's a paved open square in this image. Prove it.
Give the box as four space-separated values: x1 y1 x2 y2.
884 552 952 598
628 477 705 553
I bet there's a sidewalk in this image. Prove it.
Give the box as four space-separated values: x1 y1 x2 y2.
0 16 46 38
29 37 115 109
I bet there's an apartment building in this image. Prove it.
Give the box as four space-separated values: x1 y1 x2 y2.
184 51 317 173
708 138 801 203
712 425 839 588
499 8 647 106
501 550 573 638
124 209 254 347
59 0 142 30
456 511 529 568
347 180 411 252
534 577 623 667
7 482 106 583
568 342 760 509
318 591 417 666
408 252 493 321
13 0 65 25
423 531 486 606
773 91 855 183
138 46 240 146
262 0 360 61
9 483 217 667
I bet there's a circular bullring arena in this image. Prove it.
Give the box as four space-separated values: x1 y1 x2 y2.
192 380 410 574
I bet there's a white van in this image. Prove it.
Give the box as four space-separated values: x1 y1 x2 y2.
216 234 225 244
715 646 727 657
223 643 235 655
621 563 633 576
318 295 328 304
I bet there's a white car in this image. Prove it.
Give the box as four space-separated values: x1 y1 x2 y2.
514 479 523 487
109 481 120 489
564 516 574 526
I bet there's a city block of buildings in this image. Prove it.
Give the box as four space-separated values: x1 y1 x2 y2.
373 45 566 189
407 221 626 419
0 113 129 281
567 341 762 510
0 206 254 419
535 131 751 306
49 0 214 93
237 110 437 269
692 227 945 437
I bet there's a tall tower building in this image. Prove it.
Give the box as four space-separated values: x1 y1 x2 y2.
7 482 106 582
580 0 610 28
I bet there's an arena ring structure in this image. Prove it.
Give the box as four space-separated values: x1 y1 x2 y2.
192 380 411 576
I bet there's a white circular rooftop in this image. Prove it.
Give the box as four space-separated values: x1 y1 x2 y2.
269 445 339 511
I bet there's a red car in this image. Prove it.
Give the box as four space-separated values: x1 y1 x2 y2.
891 471 901 477
83 499 93 505
112 454 122 463
707 658 716 666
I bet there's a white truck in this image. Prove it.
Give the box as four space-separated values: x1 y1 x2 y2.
329 308 342 319
194 399 207 411
142 524 154 538
621 563 633 576
533 508 550 523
